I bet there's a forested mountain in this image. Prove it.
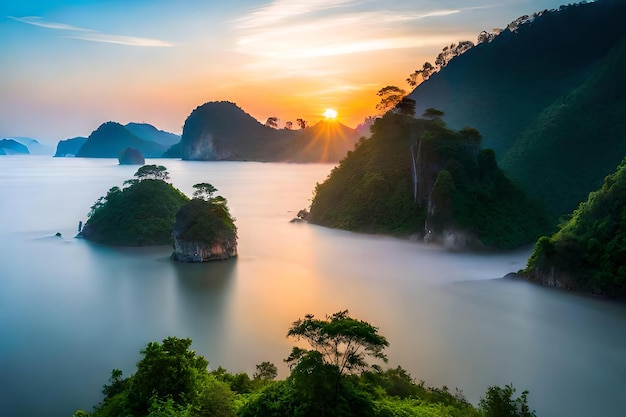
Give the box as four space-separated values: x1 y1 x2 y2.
76 122 168 158
124 122 181 147
180 101 359 162
504 35 626 216
180 101 296 161
408 0 626 218
308 113 550 249
524 158 626 298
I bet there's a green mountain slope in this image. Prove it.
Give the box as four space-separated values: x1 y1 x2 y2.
524 158 626 298
503 35 626 216
308 113 550 249
409 0 626 157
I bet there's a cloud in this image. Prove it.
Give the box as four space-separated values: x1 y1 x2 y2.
67 33 174 47
8 15 173 47
233 1 471 62
8 16 94 31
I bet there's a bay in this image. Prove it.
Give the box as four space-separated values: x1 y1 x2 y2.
0 156 625 416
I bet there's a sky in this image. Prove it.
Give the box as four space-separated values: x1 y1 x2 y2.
1 0 569 143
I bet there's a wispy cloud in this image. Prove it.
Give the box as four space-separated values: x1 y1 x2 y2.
67 33 174 47
8 15 173 47
233 1 471 63
8 16 94 31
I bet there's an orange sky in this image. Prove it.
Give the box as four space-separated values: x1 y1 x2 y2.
0 0 568 142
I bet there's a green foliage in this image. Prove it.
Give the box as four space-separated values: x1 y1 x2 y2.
503 34 626 218
192 182 217 200
309 113 423 234
174 198 237 244
134 164 170 181
83 173 189 246
126 337 209 415
479 384 536 417
525 157 626 297
286 310 389 376
78 318 534 417
309 112 551 248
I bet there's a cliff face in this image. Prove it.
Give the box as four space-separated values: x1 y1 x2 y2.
55 137 87 157
172 238 237 262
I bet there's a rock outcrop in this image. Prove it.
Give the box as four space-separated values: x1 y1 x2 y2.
172 239 237 262
54 137 88 157
118 147 145 165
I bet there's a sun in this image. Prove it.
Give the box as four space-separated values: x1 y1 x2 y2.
323 108 338 119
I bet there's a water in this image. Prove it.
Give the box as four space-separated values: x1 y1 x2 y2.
1 156 625 416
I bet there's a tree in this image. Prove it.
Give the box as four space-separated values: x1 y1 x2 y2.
394 97 416 116
407 61 435 86
286 310 388 402
376 85 406 114
479 384 536 417
285 121 293 130
265 117 279 128
134 164 170 181
253 361 278 381
126 337 209 415
192 182 218 201
423 108 445 121
296 118 308 129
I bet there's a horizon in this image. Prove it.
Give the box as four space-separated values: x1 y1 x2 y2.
1 0 567 143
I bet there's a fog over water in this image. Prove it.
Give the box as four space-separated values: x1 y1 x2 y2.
1 156 625 417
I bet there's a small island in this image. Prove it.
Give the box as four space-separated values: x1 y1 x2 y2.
80 165 238 262
172 183 238 262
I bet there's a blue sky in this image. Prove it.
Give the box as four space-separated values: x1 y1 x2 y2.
1 0 569 142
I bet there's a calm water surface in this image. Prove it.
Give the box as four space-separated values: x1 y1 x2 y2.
1 156 625 416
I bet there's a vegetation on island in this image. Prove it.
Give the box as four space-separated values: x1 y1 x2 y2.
524 158 626 298
173 183 237 245
81 165 189 246
74 311 536 417
308 110 551 249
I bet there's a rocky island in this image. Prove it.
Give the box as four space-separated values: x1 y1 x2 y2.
172 183 238 262
80 165 237 260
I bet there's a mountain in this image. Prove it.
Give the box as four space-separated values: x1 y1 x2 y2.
407 0 626 218
0 139 29 155
307 113 550 249
124 123 181 147
77 122 168 158
503 35 626 216
180 101 297 161
524 157 626 298
180 101 359 162
281 120 360 163
54 137 88 157
10 137 53 155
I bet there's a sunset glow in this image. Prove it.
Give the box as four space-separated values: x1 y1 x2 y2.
0 0 568 142
323 109 338 119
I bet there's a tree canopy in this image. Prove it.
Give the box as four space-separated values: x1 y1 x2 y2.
74 313 535 417
82 167 189 246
